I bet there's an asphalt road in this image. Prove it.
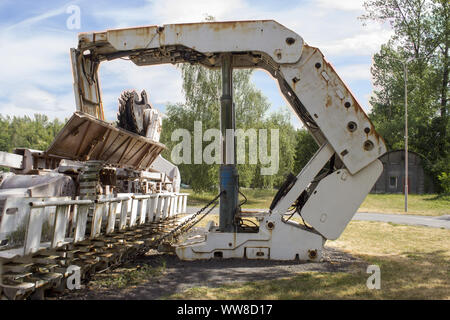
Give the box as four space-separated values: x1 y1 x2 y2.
186 207 450 229
355 212 450 229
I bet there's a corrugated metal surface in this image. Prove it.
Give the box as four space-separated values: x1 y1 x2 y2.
46 112 165 170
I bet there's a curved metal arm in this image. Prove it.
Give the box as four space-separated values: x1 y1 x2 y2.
72 20 387 175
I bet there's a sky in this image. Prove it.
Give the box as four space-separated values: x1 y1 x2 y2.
0 0 393 128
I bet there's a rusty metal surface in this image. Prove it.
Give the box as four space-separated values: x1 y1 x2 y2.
46 112 165 170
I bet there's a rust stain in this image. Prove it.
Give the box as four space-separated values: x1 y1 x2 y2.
158 27 165 44
173 20 269 30
326 95 332 108
309 45 386 149
106 25 158 33
353 102 360 114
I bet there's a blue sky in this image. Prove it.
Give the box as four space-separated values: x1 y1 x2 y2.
0 0 392 128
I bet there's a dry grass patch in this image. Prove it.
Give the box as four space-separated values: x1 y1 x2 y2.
166 221 450 300
93 259 167 289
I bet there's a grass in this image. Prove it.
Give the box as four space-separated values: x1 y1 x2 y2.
185 187 276 209
358 194 450 216
94 259 166 289
184 188 450 216
166 221 450 299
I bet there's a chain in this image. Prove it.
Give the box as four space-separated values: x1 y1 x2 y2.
153 191 223 245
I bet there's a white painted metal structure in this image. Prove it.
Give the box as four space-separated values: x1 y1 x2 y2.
0 192 188 260
71 20 387 261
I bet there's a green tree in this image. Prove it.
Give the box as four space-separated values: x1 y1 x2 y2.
0 114 65 153
293 129 319 174
362 0 449 192
160 62 298 192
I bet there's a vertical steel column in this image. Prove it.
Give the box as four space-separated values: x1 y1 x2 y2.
219 54 239 232
404 63 408 212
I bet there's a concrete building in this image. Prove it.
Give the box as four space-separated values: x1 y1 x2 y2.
371 150 434 194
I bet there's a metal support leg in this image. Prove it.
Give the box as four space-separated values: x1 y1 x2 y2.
219 53 239 232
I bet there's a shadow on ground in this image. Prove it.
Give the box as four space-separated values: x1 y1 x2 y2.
54 246 366 300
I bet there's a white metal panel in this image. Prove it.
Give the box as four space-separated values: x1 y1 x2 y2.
155 196 163 221
70 48 82 113
149 155 181 192
90 203 105 238
301 159 383 240
51 204 70 248
170 195 176 217
24 207 45 255
147 194 159 222
129 198 138 227
106 202 118 234
103 20 303 64
119 200 129 230
175 211 324 261
162 195 170 219
74 204 89 242
280 46 387 174
246 247 269 259
272 143 334 215
182 194 188 213
138 198 148 225
0 151 23 169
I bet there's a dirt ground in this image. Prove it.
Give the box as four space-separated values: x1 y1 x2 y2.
53 238 366 300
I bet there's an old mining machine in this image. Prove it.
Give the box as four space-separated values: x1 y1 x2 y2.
0 20 386 299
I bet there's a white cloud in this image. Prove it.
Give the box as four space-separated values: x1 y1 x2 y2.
95 0 246 27
333 63 372 81
0 27 77 119
319 24 393 57
0 87 75 119
0 32 75 85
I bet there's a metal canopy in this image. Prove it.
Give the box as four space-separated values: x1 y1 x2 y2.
46 112 165 170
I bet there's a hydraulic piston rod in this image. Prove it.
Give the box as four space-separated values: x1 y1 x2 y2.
219 54 239 232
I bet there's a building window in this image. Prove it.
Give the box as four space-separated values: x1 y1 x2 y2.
389 176 397 188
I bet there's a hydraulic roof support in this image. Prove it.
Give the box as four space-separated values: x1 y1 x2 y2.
71 20 388 260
